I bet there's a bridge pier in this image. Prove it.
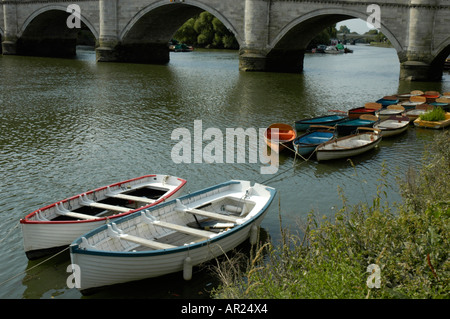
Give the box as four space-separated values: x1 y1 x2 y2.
400 61 442 82
95 0 169 64
239 0 269 72
399 0 442 81
96 0 119 62
2 2 18 55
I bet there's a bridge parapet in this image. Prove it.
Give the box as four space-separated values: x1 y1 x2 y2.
0 0 449 81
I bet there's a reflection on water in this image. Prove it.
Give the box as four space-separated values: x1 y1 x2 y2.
0 45 449 298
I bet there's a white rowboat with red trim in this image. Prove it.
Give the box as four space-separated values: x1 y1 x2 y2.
20 174 186 260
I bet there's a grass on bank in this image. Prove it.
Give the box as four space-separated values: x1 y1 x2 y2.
212 131 449 299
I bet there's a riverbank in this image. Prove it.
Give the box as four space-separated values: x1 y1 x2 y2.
370 41 393 48
213 131 449 299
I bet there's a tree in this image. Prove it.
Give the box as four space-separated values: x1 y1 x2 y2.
339 25 351 34
173 12 238 49
307 24 338 49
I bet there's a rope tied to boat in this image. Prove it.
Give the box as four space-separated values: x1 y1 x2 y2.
0 245 71 288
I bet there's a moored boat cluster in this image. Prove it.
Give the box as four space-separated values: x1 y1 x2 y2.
264 90 450 161
20 175 277 294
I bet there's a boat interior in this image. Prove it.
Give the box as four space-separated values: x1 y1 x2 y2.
51 186 169 221
85 196 257 252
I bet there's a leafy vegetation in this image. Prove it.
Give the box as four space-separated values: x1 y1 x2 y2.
174 11 338 50
173 12 239 49
212 131 450 299
419 107 446 121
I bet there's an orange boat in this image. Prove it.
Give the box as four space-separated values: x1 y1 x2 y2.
422 91 440 103
264 123 297 152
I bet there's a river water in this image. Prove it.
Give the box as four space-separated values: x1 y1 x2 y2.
0 45 449 299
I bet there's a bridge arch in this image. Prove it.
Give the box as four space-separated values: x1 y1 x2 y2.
19 5 99 40
264 7 403 73
120 0 242 45
112 0 242 64
430 37 450 79
270 8 402 53
17 5 98 57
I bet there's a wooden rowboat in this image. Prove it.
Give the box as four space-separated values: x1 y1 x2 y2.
264 123 297 152
69 180 276 294
20 174 187 260
292 126 335 158
316 128 382 161
377 105 405 120
414 112 450 129
405 104 434 122
374 115 410 137
348 102 382 119
376 96 400 107
430 97 450 110
422 91 440 102
294 114 347 131
401 95 426 110
336 114 379 136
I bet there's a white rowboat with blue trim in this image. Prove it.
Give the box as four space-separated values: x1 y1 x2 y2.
69 180 276 294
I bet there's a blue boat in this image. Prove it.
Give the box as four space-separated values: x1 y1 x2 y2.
430 98 449 110
336 115 378 136
293 129 335 157
376 96 399 107
294 114 347 131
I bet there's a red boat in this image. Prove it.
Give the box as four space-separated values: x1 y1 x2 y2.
348 102 382 119
422 91 440 103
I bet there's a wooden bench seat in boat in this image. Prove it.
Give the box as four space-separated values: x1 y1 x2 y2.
107 193 156 204
79 194 131 213
184 208 240 223
152 220 217 238
55 203 99 220
106 223 176 250
118 234 176 250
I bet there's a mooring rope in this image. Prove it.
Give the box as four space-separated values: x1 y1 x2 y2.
260 142 317 186
0 245 71 288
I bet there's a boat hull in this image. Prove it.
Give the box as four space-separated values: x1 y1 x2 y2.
264 123 296 152
292 131 335 157
21 175 186 259
348 107 377 119
316 130 381 161
294 115 347 131
70 180 276 293
413 113 450 129
374 117 409 137
336 119 376 136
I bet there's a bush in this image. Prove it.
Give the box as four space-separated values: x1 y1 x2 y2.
173 12 238 49
212 131 450 299
419 107 446 121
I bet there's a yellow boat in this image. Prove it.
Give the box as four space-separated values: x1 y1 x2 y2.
413 112 450 129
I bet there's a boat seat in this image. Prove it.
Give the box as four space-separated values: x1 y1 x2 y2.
55 203 98 220
183 208 240 223
119 234 176 250
106 223 175 250
79 194 131 213
152 220 217 239
107 193 156 204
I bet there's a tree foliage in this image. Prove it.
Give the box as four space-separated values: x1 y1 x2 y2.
173 12 239 49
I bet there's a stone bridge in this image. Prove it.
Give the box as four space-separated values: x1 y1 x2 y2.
1 0 449 81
